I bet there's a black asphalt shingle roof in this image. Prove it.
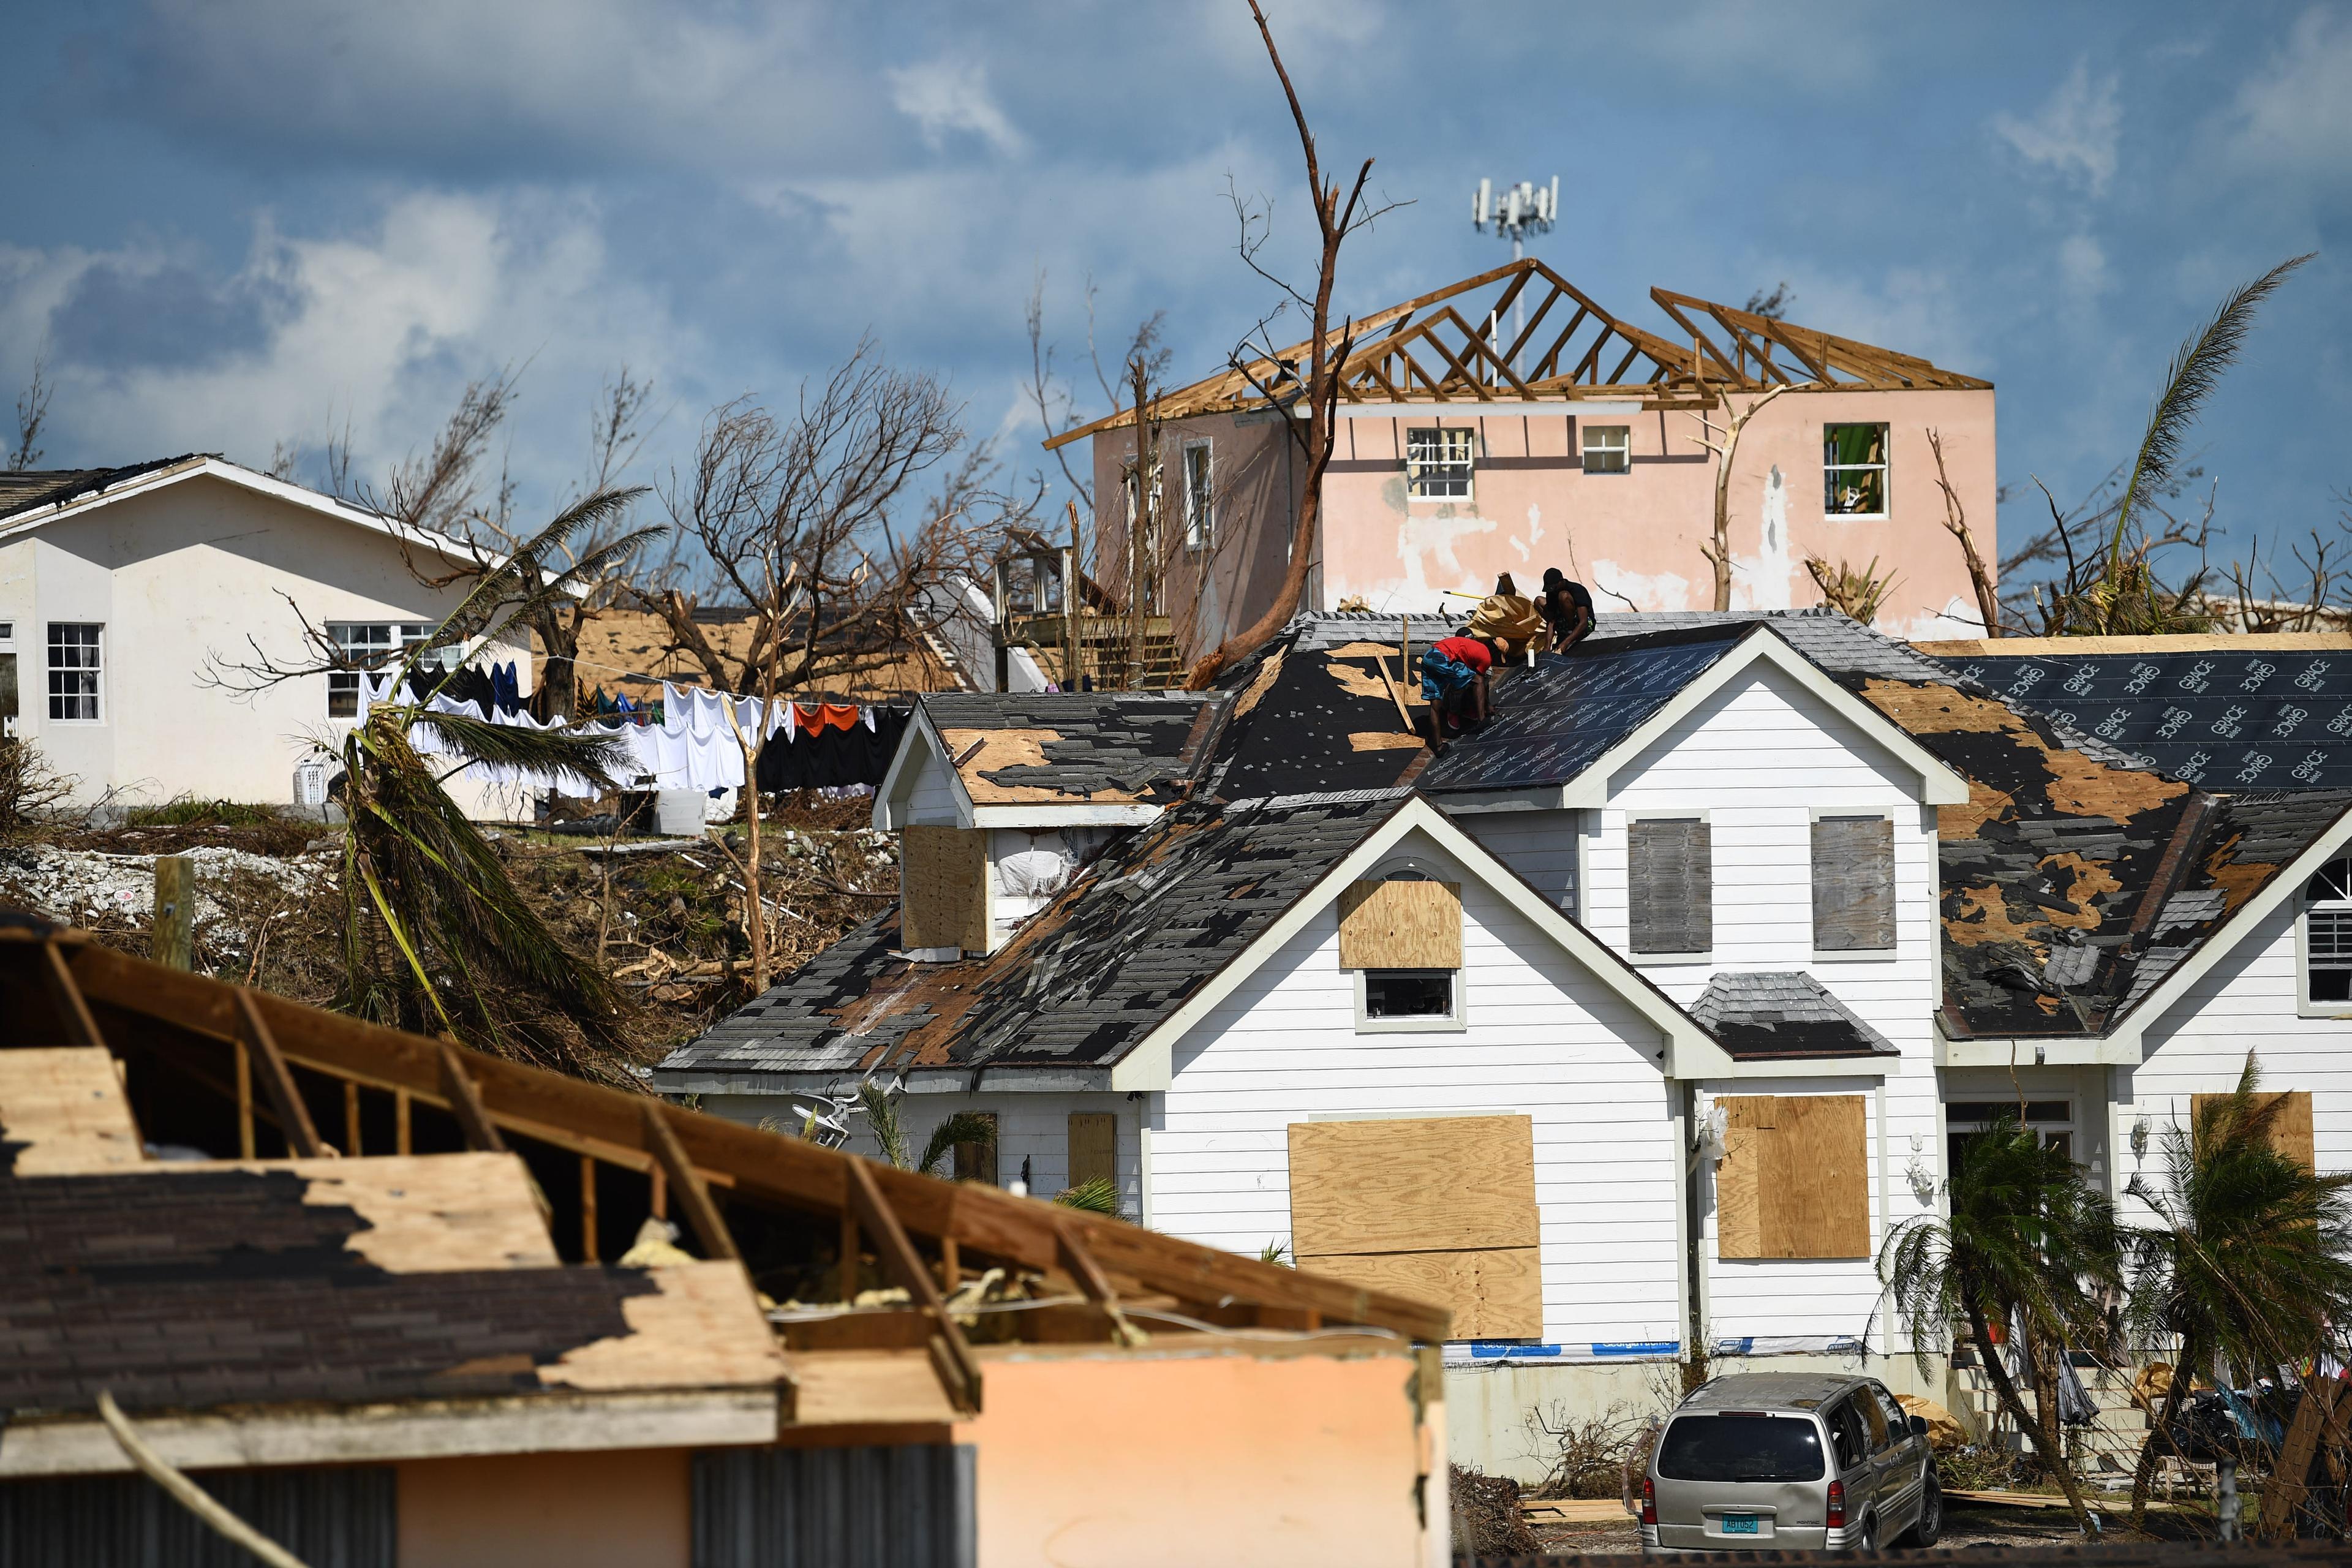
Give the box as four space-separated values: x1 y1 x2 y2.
0 1166 660 1417
657 791 1404 1083
918 690 1220 801
0 456 204 522
1691 971 1898 1060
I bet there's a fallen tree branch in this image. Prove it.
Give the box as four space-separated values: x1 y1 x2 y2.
98 1390 313 1568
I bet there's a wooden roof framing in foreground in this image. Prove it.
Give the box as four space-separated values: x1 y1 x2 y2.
0 924 1447 1421
1044 258 1989 448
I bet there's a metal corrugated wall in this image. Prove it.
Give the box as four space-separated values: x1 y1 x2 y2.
693 1444 975 1568
0 1466 395 1567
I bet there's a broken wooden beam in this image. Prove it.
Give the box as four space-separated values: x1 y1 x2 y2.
843 1156 982 1416
235 989 325 1158
641 1101 741 1263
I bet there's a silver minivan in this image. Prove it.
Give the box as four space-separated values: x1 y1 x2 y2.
1638 1372 1942 1554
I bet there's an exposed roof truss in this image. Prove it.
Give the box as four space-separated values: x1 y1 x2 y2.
1046 260 1989 449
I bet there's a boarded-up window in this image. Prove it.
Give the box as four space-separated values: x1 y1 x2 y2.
952 1112 998 1185
2191 1090 2315 1170
1068 1112 1117 1189
1287 1115 1540 1340
1715 1095 1869 1259
1629 818 1711 955
1812 815 1896 951
901 825 987 952
1338 878 1462 970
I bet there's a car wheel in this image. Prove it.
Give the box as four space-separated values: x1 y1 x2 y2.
1905 1474 1943 1548
1852 1517 1875 1555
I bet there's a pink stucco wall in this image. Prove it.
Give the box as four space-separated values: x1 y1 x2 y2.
1090 386 1997 655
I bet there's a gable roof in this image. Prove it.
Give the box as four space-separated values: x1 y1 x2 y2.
660 791 1726 1095
0 453 493 573
1420 617 1971 808
1046 259 1990 448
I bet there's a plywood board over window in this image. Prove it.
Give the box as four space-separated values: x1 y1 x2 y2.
1338 879 1463 970
1629 818 1711 954
1068 1112 1117 1190
1812 815 1896 951
1716 1095 1870 1260
2192 1090 2315 1170
900 825 987 952
1289 1114 1539 1340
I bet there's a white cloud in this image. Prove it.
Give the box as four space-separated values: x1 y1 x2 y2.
2058 233 2109 298
885 59 1027 157
2226 6 2352 183
1994 61 2122 195
12 189 698 509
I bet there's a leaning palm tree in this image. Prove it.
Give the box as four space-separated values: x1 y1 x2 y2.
334 488 658 1081
2122 1054 2352 1529
1880 1118 2120 1530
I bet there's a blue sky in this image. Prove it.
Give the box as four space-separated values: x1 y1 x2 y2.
2 1 2346 578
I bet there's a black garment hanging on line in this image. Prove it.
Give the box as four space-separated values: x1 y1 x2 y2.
755 707 909 791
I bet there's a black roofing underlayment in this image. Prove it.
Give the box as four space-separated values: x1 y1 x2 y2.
1208 636 1432 799
0 1166 656 1415
1418 625 1744 793
1947 647 2352 791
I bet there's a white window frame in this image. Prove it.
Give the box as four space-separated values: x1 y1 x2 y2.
1823 423 1890 519
1809 805 1900 962
1182 440 1214 553
1404 426 1475 501
45 622 104 725
1580 424 1632 475
1624 809 1713 966
2298 856 2352 1017
326 622 431 719
1354 968 1468 1034
1945 1097 2076 1167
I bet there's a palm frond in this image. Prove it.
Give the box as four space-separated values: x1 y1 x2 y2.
1054 1177 1121 1215
404 706 633 790
858 1080 909 1169
400 488 650 690
2109 253 2312 572
917 1111 996 1178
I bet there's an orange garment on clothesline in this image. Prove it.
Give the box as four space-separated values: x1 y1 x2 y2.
793 702 862 734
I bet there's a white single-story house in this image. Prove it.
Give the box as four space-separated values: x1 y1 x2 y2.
0 456 532 815
654 612 2352 1479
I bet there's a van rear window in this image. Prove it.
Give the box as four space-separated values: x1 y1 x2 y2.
1658 1414 1826 1482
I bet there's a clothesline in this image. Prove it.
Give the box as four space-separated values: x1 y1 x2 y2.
358 672 904 799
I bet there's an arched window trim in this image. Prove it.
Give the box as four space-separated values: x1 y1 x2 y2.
2298 856 2352 1015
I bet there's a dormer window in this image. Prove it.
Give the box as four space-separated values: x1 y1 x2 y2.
2302 858 2352 1012
1340 869 1465 1032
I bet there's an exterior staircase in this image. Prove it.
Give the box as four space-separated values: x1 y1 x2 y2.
1950 1360 2154 1492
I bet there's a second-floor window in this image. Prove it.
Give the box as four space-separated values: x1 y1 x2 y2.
1627 816 1711 956
1404 427 1474 500
1182 441 1213 552
1823 423 1889 516
2304 856 2352 1008
1812 815 1896 952
1581 424 1631 474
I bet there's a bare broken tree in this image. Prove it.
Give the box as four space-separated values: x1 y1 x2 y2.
9 349 51 473
1185 0 1397 688
1927 428 2002 636
1684 385 1791 611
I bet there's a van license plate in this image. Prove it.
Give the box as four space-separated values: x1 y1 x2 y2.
1722 1515 1760 1535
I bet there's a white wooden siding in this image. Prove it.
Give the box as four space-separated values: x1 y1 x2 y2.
1458 809 1582 914
904 744 963 825
2122 902 2352 1219
1152 827 1686 1346
696 1090 1144 1216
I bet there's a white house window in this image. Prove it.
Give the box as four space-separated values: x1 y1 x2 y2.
326 622 431 718
1364 970 1454 1020
1823 424 1889 516
47 623 102 722
1404 427 1474 499
2304 858 2352 1009
1581 424 1631 475
1182 441 1213 552
1947 1099 2074 1168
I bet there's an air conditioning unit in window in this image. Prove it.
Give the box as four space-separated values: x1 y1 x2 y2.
293 760 331 807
